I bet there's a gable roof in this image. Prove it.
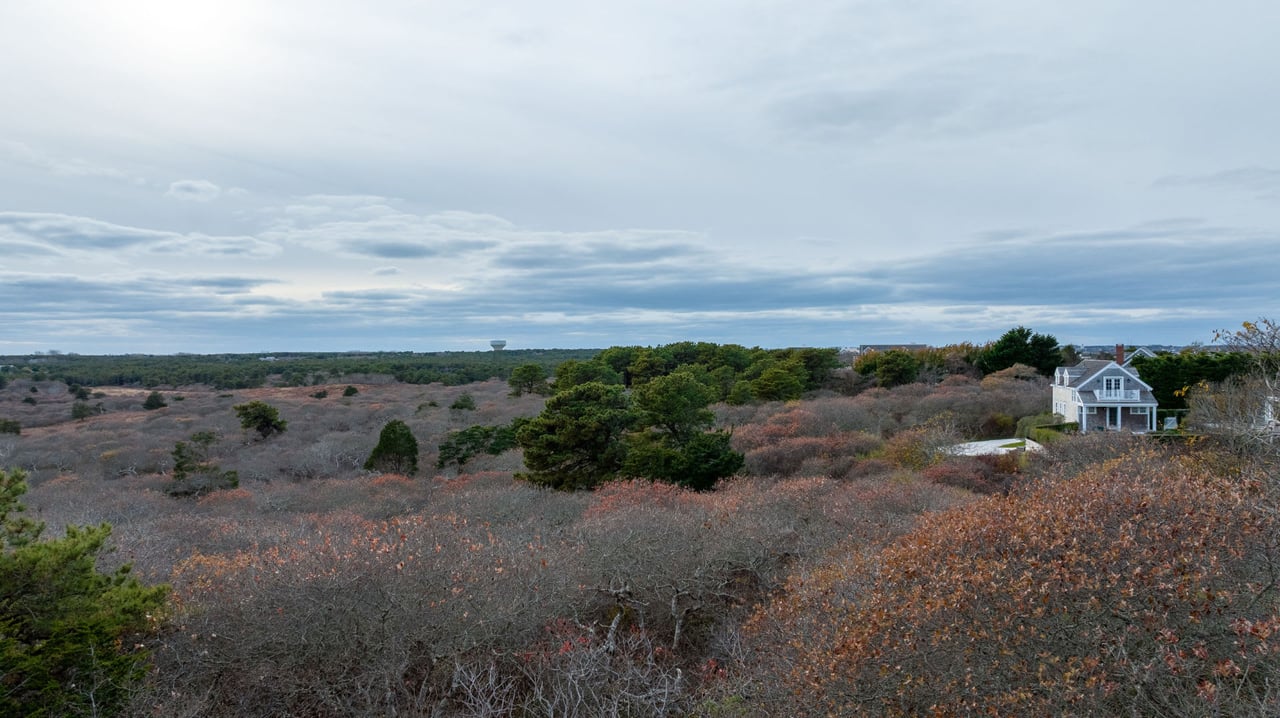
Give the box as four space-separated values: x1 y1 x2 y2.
1122 346 1158 367
1058 359 1154 391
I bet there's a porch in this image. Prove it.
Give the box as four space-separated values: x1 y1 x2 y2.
1079 403 1156 432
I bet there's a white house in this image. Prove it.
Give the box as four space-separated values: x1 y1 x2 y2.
1051 353 1158 433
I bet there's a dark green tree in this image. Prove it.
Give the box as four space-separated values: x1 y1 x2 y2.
364 419 420 475
623 430 743 491
774 347 842 390
631 369 715 442
233 400 287 438
71 401 94 421
449 393 477 411
751 364 805 401
624 370 743 489
0 467 168 716
976 326 1061 376
436 422 522 469
142 390 167 410
1059 344 1082 366
516 382 636 490
169 431 238 497
1130 350 1253 410
551 359 622 393
727 380 756 405
627 347 676 386
856 349 921 388
508 363 550 396
343 385 359 397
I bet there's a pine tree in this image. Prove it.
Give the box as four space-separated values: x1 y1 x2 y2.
0 467 168 716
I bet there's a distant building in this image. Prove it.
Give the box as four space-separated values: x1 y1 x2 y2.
1051 345 1158 432
490 340 507 351
856 343 930 354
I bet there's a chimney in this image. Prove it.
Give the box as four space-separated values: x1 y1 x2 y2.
1115 344 1125 365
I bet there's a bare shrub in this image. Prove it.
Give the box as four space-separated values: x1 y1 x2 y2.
761 445 1280 716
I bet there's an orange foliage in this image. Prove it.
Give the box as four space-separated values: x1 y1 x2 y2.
761 446 1280 716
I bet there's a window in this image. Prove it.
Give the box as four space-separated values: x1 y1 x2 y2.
1103 376 1123 394
1131 406 1149 415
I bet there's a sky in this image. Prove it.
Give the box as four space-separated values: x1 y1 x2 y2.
2 1 1279 354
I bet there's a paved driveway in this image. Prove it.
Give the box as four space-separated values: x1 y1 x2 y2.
947 438 1044 456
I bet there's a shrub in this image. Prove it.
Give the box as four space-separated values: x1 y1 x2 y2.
0 419 19 435
310 389 328 399
364 420 420 475
436 423 520 469
1014 411 1063 438
450 393 477 411
170 431 239 497
143 390 167 410
71 400 103 421
233 400 287 439
343 385 359 397
773 447 1280 716
1029 424 1075 445
922 454 1017 495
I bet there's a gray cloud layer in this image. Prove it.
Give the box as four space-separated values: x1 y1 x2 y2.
1 1 1278 352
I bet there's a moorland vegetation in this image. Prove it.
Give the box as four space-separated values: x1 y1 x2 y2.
0 324 1277 716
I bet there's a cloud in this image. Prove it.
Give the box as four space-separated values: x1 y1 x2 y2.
9 199 1268 353
1153 167 1280 199
768 53 1069 143
262 199 500 259
875 219 1280 309
0 140 140 182
0 212 280 257
166 179 222 202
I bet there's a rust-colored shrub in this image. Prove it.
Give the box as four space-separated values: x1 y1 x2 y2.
764 446 1280 716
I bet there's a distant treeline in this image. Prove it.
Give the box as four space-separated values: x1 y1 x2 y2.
0 343 842 394
0 349 601 390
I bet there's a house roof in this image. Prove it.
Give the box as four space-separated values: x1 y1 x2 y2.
1059 359 1154 389
1121 346 1158 367
1059 359 1110 388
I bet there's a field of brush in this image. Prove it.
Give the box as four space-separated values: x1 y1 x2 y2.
6 370 1269 716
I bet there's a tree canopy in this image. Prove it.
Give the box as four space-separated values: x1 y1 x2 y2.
516 373 743 491
516 382 635 490
1 467 168 716
233 400 288 439
364 419 420 475
976 326 1061 376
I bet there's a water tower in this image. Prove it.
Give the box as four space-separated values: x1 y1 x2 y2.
490 340 507 351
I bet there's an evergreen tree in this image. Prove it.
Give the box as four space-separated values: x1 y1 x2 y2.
0 467 167 716
364 420 420 475
516 382 636 490
233 400 287 438
508 363 550 396
976 326 1061 376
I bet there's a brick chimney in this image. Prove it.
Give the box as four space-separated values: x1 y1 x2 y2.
1115 344 1125 365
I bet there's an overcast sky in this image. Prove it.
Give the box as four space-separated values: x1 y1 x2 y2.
3 1 1278 354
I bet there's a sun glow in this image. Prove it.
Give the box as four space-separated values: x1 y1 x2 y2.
99 0 260 71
